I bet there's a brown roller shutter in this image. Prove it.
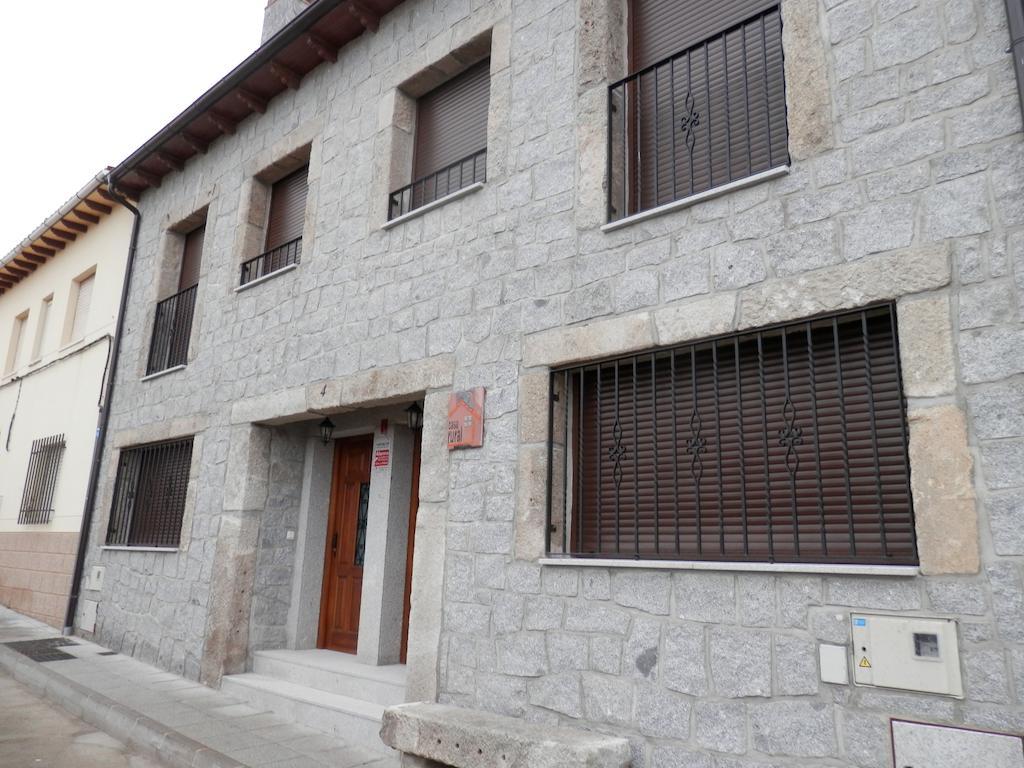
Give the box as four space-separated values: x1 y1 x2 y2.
618 2 789 217
631 0 779 69
413 59 491 181
265 167 309 251
178 224 205 291
561 306 915 566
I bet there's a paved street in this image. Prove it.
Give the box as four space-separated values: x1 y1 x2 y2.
0 670 168 768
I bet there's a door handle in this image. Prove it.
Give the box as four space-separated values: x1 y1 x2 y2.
332 532 338 554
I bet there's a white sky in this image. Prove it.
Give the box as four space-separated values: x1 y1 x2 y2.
0 1 266 250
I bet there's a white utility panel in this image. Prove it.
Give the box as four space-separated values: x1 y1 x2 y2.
819 643 850 685
851 613 962 697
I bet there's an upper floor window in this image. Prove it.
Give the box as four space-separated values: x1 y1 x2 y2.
31 295 53 362
147 224 204 375
608 0 789 222
67 270 95 343
389 59 490 220
105 437 194 549
19 434 66 525
4 310 29 374
546 305 916 566
240 166 308 286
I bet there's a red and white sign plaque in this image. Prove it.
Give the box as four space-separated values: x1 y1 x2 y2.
447 387 485 450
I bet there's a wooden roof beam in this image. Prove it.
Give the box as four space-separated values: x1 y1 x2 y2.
305 33 337 63
270 61 302 90
61 218 88 233
0 280 13 290
52 227 77 241
13 258 37 272
40 236 65 250
28 244 55 258
237 88 267 114
156 150 184 172
21 252 47 265
346 0 379 31
84 199 113 215
133 167 163 188
4 265 29 279
207 111 237 136
180 131 209 155
72 208 100 225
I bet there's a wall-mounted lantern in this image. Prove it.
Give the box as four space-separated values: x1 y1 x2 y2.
319 417 335 445
405 402 424 431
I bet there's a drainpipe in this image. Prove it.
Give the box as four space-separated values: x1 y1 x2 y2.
1007 0 1024 119
63 177 142 635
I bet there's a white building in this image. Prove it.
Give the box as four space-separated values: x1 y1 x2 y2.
0 176 132 627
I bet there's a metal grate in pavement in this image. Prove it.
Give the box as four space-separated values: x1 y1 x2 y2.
4 637 79 662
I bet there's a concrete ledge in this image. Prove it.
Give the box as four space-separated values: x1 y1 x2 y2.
0 642 243 768
380 702 631 768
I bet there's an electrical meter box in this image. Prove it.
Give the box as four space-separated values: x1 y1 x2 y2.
851 613 963 697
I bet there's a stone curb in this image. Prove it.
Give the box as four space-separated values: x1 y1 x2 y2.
0 642 245 768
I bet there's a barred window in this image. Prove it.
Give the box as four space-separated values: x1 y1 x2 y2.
105 437 194 548
19 434 66 525
547 305 916 566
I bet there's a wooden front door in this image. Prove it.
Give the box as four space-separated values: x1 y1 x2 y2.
318 435 373 654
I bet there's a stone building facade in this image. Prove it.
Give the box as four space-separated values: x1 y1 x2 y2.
78 0 1024 764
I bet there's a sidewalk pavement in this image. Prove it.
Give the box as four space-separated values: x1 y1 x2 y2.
0 669 169 768
0 607 396 768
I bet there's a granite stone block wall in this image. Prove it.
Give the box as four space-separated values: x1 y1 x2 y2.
75 0 1024 762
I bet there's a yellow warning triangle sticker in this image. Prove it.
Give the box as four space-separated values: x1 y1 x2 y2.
859 656 872 668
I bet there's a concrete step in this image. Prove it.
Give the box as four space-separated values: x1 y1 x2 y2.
252 650 407 706
220 673 392 756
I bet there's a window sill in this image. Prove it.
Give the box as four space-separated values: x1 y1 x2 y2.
382 182 485 230
234 262 299 293
101 546 179 553
538 557 920 577
602 165 790 233
141 364 186 382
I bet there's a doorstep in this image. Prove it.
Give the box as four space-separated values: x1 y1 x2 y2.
0 607 396 768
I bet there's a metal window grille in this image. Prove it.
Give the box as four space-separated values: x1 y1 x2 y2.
105 437 194 548
18 435 66 524
546 305 916 565
608 7 789 221
239 237 302 286
388 149 487 220
146 284 198 375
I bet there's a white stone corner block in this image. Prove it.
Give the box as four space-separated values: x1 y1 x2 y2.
896 293 956 398
306 356 456 412
230 386 308 425
738 244 951 330
380 702 631 768
654 292 738 347
908 404 980 575
523 312 655 369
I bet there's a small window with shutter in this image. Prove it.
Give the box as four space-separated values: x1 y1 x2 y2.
147 224 203 375
240 167 308 285
69 272 95 342
389 59 490 219
547 305 916 566
105 437 194 549
5 311 29 374
609 0 789 221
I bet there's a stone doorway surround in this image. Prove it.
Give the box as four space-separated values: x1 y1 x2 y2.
210 355 455 698
286 410 418 666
